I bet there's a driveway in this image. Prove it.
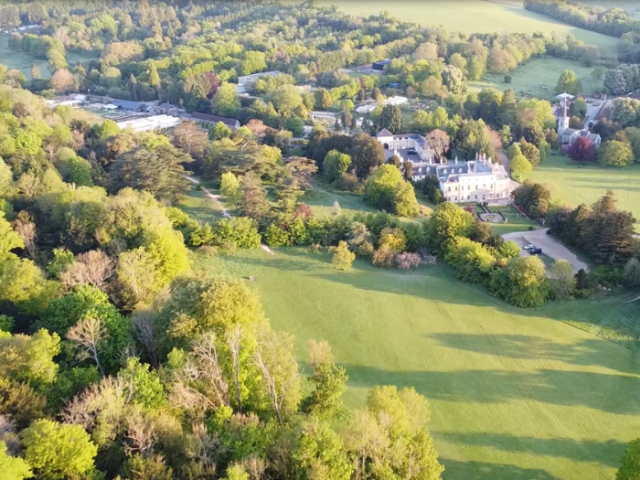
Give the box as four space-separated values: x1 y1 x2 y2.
502 229 590 273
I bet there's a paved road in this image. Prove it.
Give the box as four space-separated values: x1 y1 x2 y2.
502 229 590 273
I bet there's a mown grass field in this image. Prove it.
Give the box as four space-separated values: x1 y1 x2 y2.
0 33 94 79
306 0 619 53
528 155 640 229
469 57 603 99
193 247 640 480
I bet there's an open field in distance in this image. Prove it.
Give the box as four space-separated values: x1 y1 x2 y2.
303 0 620 53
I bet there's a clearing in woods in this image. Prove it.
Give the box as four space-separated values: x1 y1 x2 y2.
469 57 604 99
194 247 640 480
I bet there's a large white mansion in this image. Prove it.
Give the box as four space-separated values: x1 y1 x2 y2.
376 129 513 204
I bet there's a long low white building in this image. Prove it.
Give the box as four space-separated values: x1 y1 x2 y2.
356 96 408 114
116 115 181 132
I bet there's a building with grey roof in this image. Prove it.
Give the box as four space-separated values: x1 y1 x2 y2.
376 130 513 204
557 97 601 147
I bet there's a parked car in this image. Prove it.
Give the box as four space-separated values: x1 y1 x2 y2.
546 229 554 235
407 148 417 155
523 244 535 250
529 247 542 255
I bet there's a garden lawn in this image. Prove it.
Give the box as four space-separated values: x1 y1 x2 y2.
528 155 640 230
302 0 618 53
195 247 640 480
469 57 604 99
488 204 540 235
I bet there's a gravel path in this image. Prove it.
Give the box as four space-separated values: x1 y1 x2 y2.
183 175 230 218
502 229 590 273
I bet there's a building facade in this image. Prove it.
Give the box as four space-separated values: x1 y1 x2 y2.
376 130 513 204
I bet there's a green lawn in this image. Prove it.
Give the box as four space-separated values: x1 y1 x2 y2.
303 0 619 53
177 184 229 223
0 34 94 79
488 204 541 235
194 247 640 480
528 155 640 229
469 57 604 99
302 184 376 218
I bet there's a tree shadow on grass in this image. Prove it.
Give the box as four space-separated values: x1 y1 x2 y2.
440 458 561 480
430 333 640 377
340 364 640 415
438 433 624 468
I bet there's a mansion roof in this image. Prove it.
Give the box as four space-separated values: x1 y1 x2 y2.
408 158 508 183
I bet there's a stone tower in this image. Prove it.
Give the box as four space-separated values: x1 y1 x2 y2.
558 96 570 136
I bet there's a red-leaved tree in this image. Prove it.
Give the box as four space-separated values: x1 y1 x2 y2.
567 136 596 162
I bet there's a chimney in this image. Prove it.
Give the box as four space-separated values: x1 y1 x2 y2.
455 156 458 164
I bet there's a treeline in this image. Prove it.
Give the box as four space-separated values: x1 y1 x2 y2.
524 0 640 38
547 189 636 265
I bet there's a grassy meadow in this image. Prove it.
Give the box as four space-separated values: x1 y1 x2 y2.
469 57 603 99
528 155 640 229
193 247 640 480
307 0 619 53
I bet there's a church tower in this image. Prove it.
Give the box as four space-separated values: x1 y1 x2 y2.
558 97 570 136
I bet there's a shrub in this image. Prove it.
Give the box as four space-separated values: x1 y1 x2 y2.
372 245 396 268
189 224 215 247
575 268 589 290
504 74 512 83
331 241 355 270
623 258 640 287
591 265 623 287
490 256 547 308
378 227 406 253
198 245 217 256
395 252 422 270
264 223 290 247
212 217 261 248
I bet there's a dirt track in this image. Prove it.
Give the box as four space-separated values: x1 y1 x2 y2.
502 229 590 273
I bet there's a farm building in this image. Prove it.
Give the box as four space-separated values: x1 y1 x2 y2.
356 95 408 114
46 94 87 107
116 115 181 132
111 99 152 112
372 59 391 71
190 113 240 130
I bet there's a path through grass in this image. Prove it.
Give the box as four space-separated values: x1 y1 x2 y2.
195 247 640 480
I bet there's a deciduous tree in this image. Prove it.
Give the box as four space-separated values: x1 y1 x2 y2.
21 419 97 480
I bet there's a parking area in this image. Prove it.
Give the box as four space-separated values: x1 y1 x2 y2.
502 229 591 273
